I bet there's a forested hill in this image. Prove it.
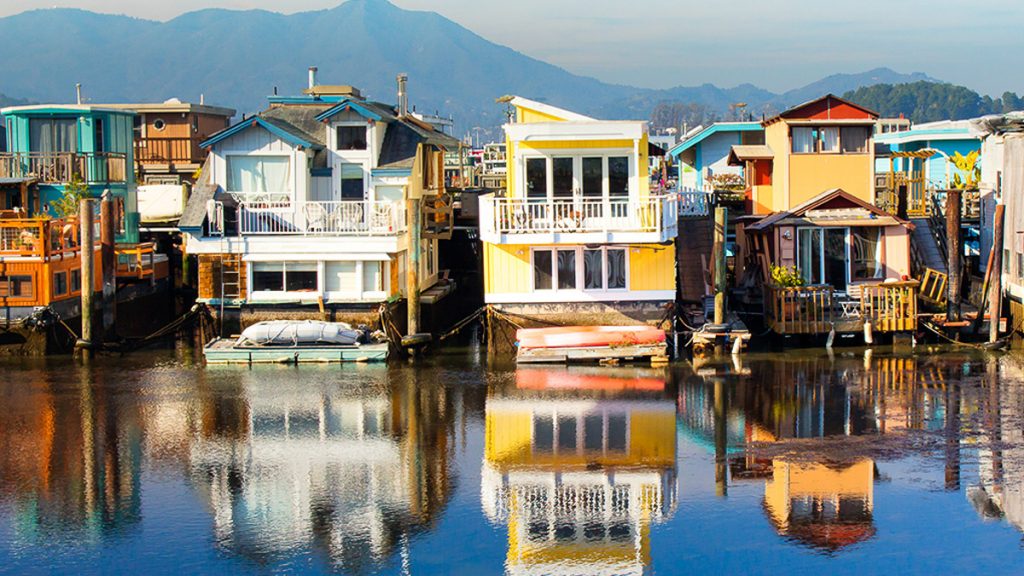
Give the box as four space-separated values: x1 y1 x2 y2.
843 81 1024 123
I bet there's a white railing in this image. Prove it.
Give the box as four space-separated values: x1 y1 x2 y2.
677 190 710 217
482 196 670 235
236 200 407 236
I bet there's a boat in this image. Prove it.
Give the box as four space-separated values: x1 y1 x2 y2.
515 325 667 364
203 320 389 364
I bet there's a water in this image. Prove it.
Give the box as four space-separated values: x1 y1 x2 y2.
2 345 1024 575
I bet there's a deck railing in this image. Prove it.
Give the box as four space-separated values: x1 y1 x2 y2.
135 137 199 164
875 182 981 220
861 281 919 332
479 193 705 240
0 152 127 184
765 284 835 334
0 218 80 259
918 268 947 307
236 200 407 236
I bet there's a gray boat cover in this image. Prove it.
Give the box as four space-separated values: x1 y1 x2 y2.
238 321 361 346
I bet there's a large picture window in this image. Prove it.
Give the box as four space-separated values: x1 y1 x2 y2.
535 247 627 292
227 156 291 197
522 155 634 200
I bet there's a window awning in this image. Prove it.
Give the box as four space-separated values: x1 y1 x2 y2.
727 145 774 166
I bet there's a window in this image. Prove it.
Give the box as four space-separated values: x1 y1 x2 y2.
325 262 358 294
0 275 33 299
820 126 839 153
557 249 577 289
557 416 576 452
153 118 166 131
798 227 849 291
29 118 77 153
533 249 553 290
606 249 626 289
582 157 603 197
583 248 627 291
363 261 384 293
252 262 317 293
851 228 883 281
336 125 367 150
70 269 82 293
132 115 143 140
285 262 317 292
792 127 815 154
340 163 364 200
608 157 629 198
584 249 603 290
534 416 554 453
53 271 68 296
1017 252 1024 281
252 262 284 292
552 157 574 198
526 158 547 199
841 126 869 153
94 118 104 153
227 156 291 196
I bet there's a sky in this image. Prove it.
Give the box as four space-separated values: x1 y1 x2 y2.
1 0 1021 96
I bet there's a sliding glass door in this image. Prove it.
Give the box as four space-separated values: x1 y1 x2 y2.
797 227 849 291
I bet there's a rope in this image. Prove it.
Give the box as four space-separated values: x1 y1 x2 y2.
921 320 998 351
439 306 485 342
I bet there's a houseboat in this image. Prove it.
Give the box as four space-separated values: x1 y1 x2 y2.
0 103 169 352
178 72 459 336
668 121 764 191
478 96 707 357
728 94 919 340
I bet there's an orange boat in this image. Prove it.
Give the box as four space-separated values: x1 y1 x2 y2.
517 326 666 350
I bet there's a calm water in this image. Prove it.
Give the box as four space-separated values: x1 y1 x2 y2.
3 344 1024 575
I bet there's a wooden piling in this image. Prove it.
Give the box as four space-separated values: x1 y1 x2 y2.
100 190 116 340
713 206 728 326
946 190 962 322
78 198 95 357
406 196 422 337
989 204 1005 344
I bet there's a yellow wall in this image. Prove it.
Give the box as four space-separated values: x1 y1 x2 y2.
789 154 873 207
518 140 635 151
765 123 789 211
764 459 874 527
517 106 569 124
484 243 675 296
629 244 675 291
752 184 774 215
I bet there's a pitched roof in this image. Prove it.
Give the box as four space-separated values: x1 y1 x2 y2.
746 188 911 231
727 144 774 165
200 104 330 150
669 122 763 158
763 94 879 126
314 98 398 123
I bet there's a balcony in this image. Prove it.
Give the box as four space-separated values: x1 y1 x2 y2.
478 192 707 244
134 137 201 165
0 152 128 185
0 217 80 259
210 200 408 237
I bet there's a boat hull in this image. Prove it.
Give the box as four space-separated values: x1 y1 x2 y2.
203 338 389 364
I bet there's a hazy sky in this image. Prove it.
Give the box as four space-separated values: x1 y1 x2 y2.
2 0 1021 95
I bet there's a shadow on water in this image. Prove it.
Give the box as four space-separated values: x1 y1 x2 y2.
2 345 1024 573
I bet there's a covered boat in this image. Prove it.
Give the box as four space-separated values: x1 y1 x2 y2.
204 320 388 364
516 325 667 364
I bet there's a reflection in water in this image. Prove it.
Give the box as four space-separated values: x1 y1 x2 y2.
969 356 1024 531
0 365 143 544
482 367 677 575
187 367 456 572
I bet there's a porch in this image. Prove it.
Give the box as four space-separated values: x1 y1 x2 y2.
477 191 707 244
0 152 128 184
765 282 919 335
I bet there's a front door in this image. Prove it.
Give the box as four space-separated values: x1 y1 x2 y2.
798 227 849 291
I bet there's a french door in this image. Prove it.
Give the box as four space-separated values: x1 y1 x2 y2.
797 227 849 291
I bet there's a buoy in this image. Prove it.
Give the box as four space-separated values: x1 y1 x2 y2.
826 326 835 349
863 321 874 345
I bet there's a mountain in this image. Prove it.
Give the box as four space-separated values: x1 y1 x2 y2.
844 81 1024 123
0 92 30 108
0 1 951 136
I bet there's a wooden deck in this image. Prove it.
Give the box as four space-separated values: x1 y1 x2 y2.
765 282 919 335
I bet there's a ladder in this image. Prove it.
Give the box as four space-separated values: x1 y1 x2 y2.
218 252 241 336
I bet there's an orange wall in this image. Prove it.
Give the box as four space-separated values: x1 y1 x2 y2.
0 250 102 307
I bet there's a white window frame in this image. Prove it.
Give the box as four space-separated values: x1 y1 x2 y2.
531 246 630 294
248 261 320 302
796 227 851 290
323 260 390 302
530 408 631 457
518 149 636 201
222 152 295 202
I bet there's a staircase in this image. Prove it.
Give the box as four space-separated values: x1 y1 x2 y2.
910 217 947 275
677 215 714 303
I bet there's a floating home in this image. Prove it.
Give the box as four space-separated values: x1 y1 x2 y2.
478 96 707 347
179 73 459 333
668 121 764 191
728 95 918 339
0 104 169 352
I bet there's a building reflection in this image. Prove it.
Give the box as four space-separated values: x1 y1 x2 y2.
0 365 144 543
482 367 677 575
187 367 457 572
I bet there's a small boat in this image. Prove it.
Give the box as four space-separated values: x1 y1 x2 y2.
204 320 389 364
516 325 667 364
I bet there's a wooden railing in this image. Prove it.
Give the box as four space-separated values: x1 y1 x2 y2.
135 137 199 164
115 242 156 280
861 281 919 332
0 152 127 184
765 284 835 334
875 182 981 220
0 218 80 259
919 268 947 307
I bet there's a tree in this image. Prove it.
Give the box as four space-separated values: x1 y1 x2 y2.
49 174 89 220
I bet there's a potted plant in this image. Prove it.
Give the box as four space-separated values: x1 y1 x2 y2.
769 264 805 319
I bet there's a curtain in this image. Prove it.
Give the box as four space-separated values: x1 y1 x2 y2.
841 127 869 153
227 156 291 196
791 127 814 153
29 118 77 153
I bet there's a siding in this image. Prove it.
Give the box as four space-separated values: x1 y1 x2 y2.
629 244 675 291
484 243 531 294
216 124 295 153
789 154 873 207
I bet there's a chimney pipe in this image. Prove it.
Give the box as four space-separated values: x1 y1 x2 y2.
397 73 408 117
75 83 82 105
308 66 318 90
